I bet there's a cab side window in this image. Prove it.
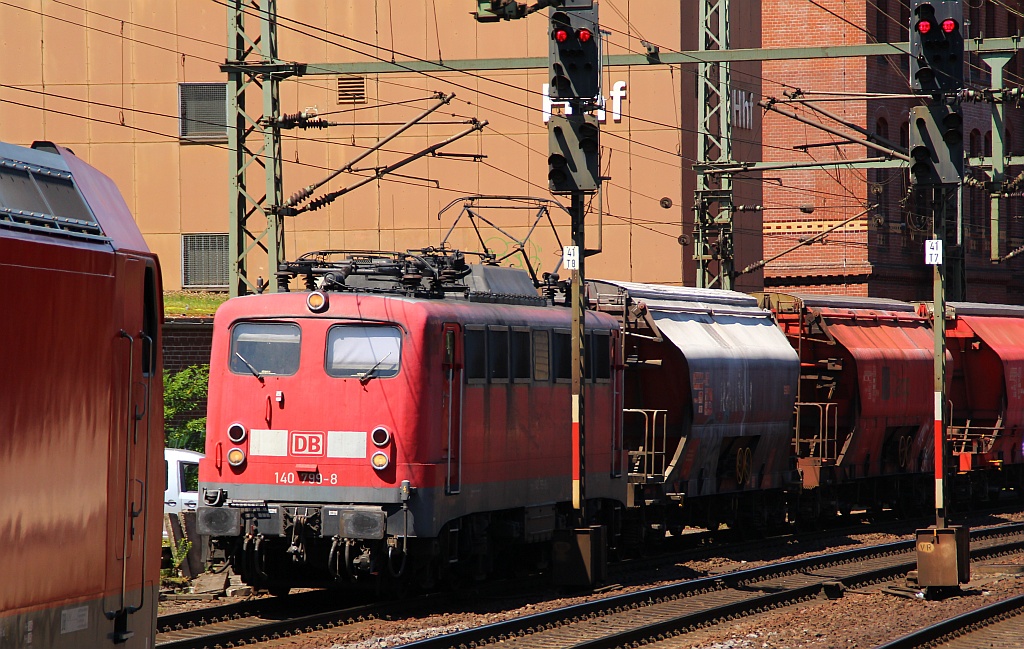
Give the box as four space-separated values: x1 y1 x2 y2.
465 326 487 383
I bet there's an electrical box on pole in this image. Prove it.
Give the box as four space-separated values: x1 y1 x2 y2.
909 104 963 185
473 0 526 21
548 113 600 194
910 1 964 94
549 6 601 102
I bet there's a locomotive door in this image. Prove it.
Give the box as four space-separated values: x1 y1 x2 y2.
442 323 463 494
109 255 160 639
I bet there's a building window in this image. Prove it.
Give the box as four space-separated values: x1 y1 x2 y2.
182 233 229 288
337 75 367 104
179 83 228 140
875 0 888 42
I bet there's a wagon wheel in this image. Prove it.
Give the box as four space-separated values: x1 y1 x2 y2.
735 448 752 486
898 435 911 469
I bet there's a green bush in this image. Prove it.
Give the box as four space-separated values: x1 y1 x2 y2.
164 364 209 452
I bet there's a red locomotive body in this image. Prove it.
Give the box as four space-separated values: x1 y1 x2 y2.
198 255 625 591
0 142 163 648
762 293 936 516
941 302 1024 497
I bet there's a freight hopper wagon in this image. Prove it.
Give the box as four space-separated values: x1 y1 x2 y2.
588 281 799 533
0 142 163 648
934 302 1024 502
760 294 936 519
198 251 627 594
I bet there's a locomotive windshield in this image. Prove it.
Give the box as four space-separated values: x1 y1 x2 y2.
325 325 402 379
229 322 301 376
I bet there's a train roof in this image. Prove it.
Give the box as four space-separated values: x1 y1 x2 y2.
757 291 918 314
216 284 620 330
945 301 1024 318
589 279 768 317
0 141 148 253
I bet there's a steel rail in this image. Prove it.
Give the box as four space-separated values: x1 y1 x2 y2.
397 523 1024 649
875 592 1024 649
156 595 422 649
155 522 1024 649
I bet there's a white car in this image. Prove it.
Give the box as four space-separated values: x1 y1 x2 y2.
165 448 203 515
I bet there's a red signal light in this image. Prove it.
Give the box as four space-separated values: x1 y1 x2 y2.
578 28 593 43
916 19 932 35
941 18 957 33
554 28 569 43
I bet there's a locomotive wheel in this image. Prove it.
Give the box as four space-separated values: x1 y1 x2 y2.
267 585 291 597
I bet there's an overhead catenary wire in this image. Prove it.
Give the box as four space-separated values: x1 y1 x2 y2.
6 0 958 249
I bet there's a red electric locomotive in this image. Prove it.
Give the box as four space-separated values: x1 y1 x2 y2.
761 293 937 518
0 142 163 648
197 250 625 593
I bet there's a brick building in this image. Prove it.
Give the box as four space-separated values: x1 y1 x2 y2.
761 0 1024 302
163 318 214 373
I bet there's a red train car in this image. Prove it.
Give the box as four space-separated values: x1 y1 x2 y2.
197 252 625 592
760 293 936 517
939 302 1024 500
0 142 163 648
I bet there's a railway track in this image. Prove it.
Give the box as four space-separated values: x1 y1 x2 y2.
155 520 1024 649
396 523 1024 649
877 592 1024 649
156 591 419 649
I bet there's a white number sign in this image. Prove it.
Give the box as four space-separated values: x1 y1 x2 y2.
563 245 580 271
925 239 943 265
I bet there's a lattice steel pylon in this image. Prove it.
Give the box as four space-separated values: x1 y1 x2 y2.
226 0 289 296
694 0 735 289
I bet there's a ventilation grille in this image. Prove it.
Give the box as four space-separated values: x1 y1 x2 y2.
179 83 228 140
182 233 229 288
336 75 367 104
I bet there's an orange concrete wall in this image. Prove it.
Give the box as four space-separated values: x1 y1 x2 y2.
0 1 764 291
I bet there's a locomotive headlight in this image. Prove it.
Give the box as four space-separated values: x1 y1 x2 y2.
227 422 247 444
370 451 390 470
371 426 391 447
227 447 246 467
306 291 329 313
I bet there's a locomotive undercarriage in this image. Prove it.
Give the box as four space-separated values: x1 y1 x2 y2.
218 499 626 594
632 458 1024 541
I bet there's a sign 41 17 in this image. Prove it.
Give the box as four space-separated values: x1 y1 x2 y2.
925 239 943 265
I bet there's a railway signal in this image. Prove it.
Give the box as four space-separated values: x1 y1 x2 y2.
549 7 601 101
909 104 963 185
910 1 964 94
548 112 600 193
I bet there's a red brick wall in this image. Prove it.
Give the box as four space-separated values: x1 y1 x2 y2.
761 0 1024 303
163 318 214 373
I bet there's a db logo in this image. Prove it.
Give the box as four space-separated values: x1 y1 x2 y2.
290 431 326 456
